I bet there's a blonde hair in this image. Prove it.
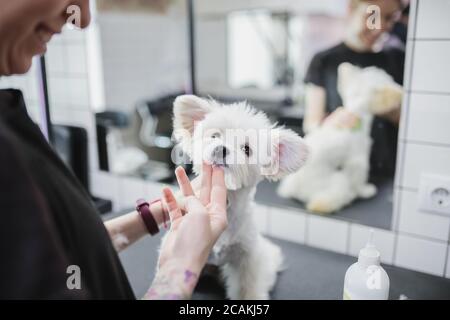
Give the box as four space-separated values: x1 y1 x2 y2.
350 0 402 9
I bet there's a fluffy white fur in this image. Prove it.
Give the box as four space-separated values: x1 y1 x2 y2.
278 63 403 214
170 95 308 299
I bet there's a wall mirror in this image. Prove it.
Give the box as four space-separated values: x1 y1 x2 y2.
82 0 410 230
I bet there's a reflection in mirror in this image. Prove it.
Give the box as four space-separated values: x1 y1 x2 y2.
87 0 409 231
94 0 190 183
195 0 409 230
227 10 298 90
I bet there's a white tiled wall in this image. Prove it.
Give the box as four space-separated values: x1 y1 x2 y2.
410 41 450 93
404 93 450 145
415 0 450 39
400 143 450 189
394 234 448 276
397 189 450 241
97 5 188 110
268 207 306 244
392 0 450 277
306 215 349 254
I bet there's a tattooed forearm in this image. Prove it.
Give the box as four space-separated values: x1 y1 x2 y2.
143 263 199 300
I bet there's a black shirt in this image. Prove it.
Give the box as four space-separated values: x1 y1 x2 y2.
0 89 135 299
304 42 405 177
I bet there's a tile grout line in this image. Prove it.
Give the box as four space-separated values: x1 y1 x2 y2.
400 139 450 149
397 230 450 245
394 185 418 192
304 212 309 246
406 89 450 96
411 38 450 41
346 223 352 255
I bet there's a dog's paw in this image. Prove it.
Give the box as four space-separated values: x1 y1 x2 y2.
241 292 269 300
227 290 269 300
307 198 336 215
358 184 377 199
277 178 295 199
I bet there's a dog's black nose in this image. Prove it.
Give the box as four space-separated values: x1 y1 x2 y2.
213 145 229 160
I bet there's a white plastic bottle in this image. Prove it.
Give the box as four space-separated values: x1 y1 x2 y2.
343 229 390 300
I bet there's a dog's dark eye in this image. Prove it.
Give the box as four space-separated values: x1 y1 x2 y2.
242 144 251 157
211 133 220 139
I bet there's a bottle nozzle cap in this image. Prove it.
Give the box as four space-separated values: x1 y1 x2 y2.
366 229 375 248
358 229 381 266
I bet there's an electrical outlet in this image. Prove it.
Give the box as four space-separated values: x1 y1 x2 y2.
418 174 450 216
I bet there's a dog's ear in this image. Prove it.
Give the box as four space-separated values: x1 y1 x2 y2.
262 128 309 181
173 95 214 134
173 95 215 153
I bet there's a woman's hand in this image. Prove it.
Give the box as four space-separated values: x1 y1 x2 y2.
159 164 227 271
144 164 228 300
323 106 400 129
323 107 360 129
303 84 327 134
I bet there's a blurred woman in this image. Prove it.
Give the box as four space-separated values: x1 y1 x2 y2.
0 0 227 299
303 0 405 178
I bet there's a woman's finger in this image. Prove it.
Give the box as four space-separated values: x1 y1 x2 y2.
211 166 227 209
199 163 212 205
175 166 195 197
162 187 183 223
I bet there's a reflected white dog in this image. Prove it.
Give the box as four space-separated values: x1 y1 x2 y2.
278 63 403 214
171 95 308 299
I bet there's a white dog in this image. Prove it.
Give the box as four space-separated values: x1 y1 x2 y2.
278 63 403 214
170 95 308 299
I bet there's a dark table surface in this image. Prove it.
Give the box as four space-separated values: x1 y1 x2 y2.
108 212 450 300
